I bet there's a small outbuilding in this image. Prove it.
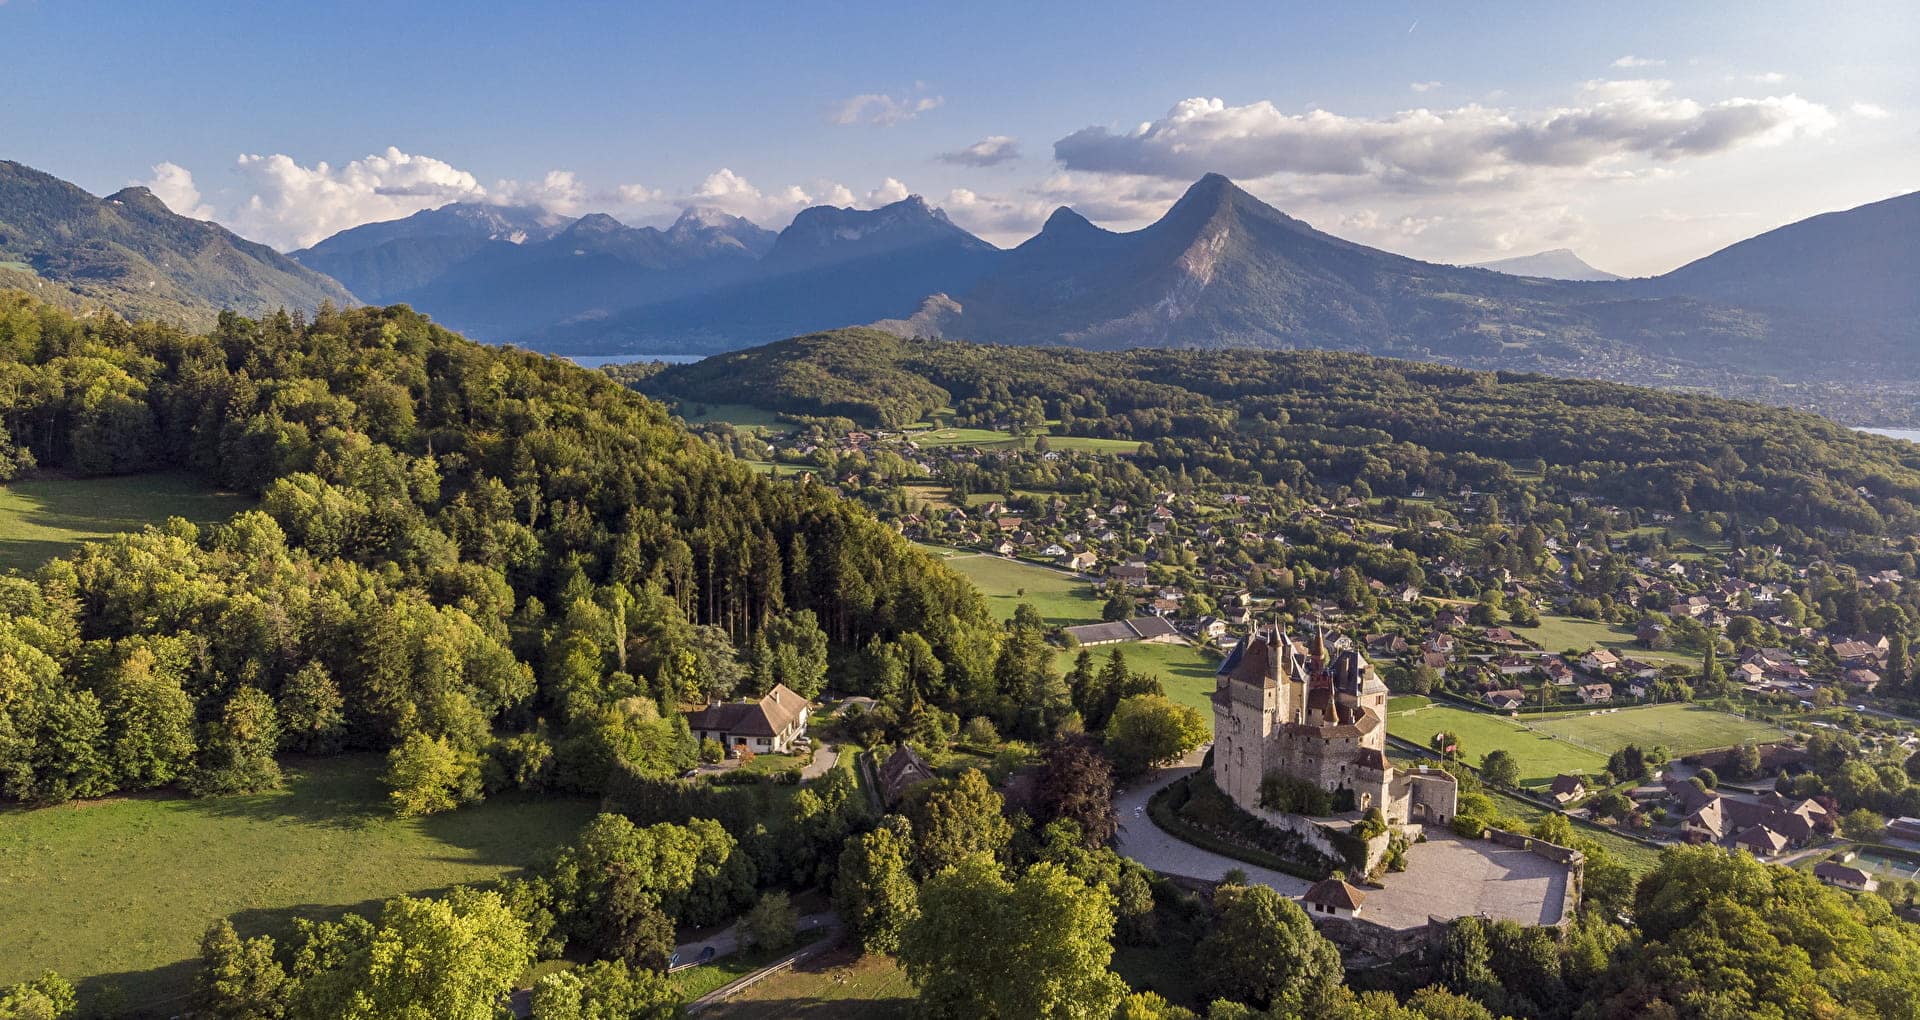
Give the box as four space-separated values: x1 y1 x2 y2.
1302 878 1367 920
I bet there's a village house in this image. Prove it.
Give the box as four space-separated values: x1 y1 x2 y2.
876 744 936 808
1488 689 1527 711
1067 550 1098 572
1549 774 1587 804
686 683 811 755
1814 861 1879 892
1064 616 1182 647
1577 682 1614 704
1580 649 1621 673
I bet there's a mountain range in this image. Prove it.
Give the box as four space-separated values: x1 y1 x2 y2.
290 202 777 339
1469 248 1621 281
0 160 353 327
1 157 1913 391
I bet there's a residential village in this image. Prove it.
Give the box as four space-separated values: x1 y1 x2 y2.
701 417 1920 905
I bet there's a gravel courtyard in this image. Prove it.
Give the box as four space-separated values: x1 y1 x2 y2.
1116 764 1571 930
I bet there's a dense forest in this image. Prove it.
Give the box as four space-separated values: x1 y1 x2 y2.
0 293 1011 807
648 328 1920 567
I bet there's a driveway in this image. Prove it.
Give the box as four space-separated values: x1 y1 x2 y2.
1113 761 1312 898
800 744 839 781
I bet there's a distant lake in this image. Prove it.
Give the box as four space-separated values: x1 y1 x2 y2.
1857 428 1920 444
565 353 706 368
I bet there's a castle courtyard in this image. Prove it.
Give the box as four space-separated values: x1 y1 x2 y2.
1117 765 1572 931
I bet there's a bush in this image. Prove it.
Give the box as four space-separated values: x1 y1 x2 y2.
1257 772 1333 816
743 891 798 953
1452 814 1488 838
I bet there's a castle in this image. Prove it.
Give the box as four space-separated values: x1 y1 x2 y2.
1212 622 1455 829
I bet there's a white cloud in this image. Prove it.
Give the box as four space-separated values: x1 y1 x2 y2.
1851 102 1892 120
1052 84 1837 191
1612 55 1664 68
832 91 944 127
866 177 912 205
137 162 213 220
229 147 491 248
673 169 916 226
938 135 1022 167
1410 81 1444 93
937 173 1189 246
491 170 588 214
1744 71 1787 84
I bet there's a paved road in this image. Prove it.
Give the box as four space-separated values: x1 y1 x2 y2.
1112 758 1313 897
671 911 839 972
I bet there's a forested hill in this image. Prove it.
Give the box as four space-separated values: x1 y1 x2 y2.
0 160 356 329
0 291 996 806
647 328 1920 548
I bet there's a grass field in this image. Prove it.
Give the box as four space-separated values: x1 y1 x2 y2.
1388 703 1609 786
671 930 827 1000
0 471 254 573
0 755 599 1009
1054 641 1221 729
1524 613 1697 667
940 553 1102 626
700 945 914 1019
908 426 1140 455
670 401 793 431
1527 703 1786 756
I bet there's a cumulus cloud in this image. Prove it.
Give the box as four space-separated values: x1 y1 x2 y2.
1612 55 1664 68
229 147 490 247
937 173 1190 246
1410 81 1444 93
832 91 944 126
138 162 213 220
186 147 668 249
1851 102 1892 119
1052 84 1836 191
938 135 1022 167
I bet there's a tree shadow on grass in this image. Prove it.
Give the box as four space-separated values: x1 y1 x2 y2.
70 895 402 1020
172 755 391 832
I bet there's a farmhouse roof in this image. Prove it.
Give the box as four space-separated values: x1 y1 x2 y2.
685 683 808 738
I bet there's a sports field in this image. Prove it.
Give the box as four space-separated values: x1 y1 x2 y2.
0 472 253 573
0 755 599 1009
1527 702 1786 756
1388 703 1609 787
940 552 1102 626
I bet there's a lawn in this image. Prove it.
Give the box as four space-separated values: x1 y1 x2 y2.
0 755 599 1010
698 945 914 1019
0 471 254 573
1524 613 1698 667
1387 703 1608 787
940 553 1102 627
1527 703 1787 756
1054 641 1222 730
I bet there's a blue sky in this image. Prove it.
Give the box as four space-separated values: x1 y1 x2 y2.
2 0 1913 273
